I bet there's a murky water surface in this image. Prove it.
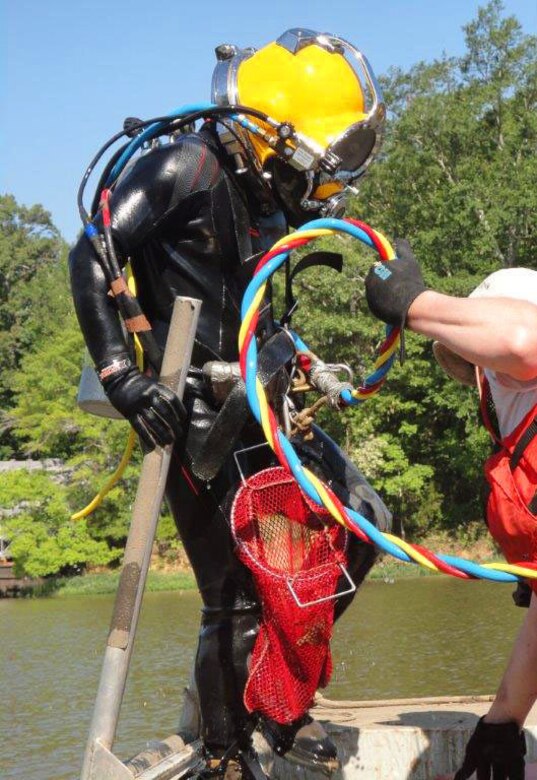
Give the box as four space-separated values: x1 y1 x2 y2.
1 577 525 779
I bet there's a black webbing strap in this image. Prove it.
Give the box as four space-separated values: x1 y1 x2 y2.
202 719 268 780
239 747 269 779
200 126 255 267
510 417 537 471
282 251 343 325
479 377 501 445
190 380 249 481
509 415 537 515
528 493 537 515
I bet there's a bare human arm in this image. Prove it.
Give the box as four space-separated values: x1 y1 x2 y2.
435 596 537 778
484 593 537 725
364 240 537 382
407 290 537 382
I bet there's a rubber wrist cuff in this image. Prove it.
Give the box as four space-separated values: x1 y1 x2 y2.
97 354 133 385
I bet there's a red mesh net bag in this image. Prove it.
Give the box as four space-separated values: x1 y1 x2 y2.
230 466 351 724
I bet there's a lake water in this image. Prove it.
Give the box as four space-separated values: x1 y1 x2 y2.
1 577 525 780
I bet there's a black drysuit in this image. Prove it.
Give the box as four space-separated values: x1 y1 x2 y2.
69 129 391 754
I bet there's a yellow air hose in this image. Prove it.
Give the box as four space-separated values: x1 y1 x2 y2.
71 265 144 521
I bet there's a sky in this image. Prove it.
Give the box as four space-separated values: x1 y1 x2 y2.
2 0 536 244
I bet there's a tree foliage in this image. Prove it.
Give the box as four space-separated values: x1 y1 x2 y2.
0 196 67 417
1 470 119 578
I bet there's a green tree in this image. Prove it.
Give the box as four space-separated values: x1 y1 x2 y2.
0 194 69 456
0 469 119 578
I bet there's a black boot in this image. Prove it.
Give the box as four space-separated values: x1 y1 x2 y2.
259 713 340 774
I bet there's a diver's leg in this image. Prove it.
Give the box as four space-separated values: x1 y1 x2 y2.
165 447 260 757
195 607 260 753
178 663 200 744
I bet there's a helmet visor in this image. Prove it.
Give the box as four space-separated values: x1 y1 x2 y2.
329 126 378 180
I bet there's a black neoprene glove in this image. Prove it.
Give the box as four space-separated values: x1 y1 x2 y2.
454 717 526 780
99 355 187 450
365 239 426 327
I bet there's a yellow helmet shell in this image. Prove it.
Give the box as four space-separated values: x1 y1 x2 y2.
212 29 385 178
236 40 367 165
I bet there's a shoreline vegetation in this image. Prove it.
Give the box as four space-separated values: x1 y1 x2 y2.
26 534 501 598
32 568 197 598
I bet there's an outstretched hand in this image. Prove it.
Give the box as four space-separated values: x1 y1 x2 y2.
364 238 427 327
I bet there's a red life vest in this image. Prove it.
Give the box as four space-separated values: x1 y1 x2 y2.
481 378 537 584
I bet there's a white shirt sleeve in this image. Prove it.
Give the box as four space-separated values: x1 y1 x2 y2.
485 368 537 438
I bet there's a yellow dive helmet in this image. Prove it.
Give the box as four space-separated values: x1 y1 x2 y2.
211 28 385 221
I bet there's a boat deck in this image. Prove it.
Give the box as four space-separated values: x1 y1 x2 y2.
116 695 537 779
253 694 537 779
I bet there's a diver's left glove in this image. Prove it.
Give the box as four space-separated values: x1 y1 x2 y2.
365 238 426 328
453 717 526 780
98 354 187 450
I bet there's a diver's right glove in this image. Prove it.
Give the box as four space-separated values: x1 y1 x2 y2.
98 354 187 450
453 717 526 780
364 238 426 328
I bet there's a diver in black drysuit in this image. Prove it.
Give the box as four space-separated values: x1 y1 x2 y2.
69 126 391 766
